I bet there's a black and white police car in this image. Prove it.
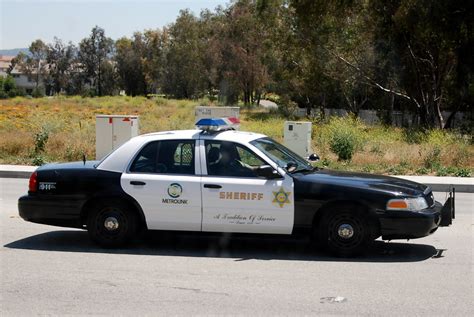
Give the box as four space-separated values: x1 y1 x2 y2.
19 117 455 256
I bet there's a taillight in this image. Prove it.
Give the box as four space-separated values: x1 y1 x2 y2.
29 172 38 193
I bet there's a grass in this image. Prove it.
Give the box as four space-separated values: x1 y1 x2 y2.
0 96 472 176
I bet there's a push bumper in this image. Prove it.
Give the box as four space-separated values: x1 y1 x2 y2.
380 189 455 240
18 194 84 228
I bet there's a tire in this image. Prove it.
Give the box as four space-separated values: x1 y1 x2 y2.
316 206 372 257
87 201 137 248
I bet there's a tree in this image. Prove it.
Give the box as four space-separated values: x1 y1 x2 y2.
162 10 208 99
115 35 147 96
141 29 169 94
15 39 48 93
46 38 76 94
212 0 270 105
0 75 20 98
367 0 473 128
78 26 114 96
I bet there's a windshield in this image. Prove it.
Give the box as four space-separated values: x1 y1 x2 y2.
250 137 313 173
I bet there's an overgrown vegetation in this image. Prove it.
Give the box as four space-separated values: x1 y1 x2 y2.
0 96 472 176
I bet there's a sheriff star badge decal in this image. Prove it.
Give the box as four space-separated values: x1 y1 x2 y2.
272 187 291 208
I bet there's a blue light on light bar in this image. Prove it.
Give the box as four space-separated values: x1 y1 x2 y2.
196 118 228 126
196 117 240 131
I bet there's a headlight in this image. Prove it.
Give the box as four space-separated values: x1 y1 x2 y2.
386 197 428 211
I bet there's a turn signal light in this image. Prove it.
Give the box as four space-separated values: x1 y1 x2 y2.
29 172 38 193
387 200 408 210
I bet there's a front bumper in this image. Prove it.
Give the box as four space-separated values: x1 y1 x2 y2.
379 189 455 240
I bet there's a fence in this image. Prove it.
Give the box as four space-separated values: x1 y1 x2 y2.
295 108 471 128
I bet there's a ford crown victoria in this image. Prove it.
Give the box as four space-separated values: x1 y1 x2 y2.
18 117 455 256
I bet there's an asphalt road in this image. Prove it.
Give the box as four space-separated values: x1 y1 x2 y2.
1 177 472 316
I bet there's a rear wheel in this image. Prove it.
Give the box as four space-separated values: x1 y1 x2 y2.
87 201 137 248
316 207 372 257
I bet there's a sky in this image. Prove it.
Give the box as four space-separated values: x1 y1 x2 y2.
0 0 227 49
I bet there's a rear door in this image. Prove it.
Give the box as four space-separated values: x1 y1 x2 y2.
121 139 202 231
200 139 294 234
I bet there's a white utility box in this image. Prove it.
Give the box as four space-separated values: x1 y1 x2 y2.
195 106 240 128
284 121 312 158
96 115 139 160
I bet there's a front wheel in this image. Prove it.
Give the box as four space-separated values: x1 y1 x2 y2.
316 207 372 257
87 202 137 248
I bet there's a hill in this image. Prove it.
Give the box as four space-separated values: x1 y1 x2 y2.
0 48 28 57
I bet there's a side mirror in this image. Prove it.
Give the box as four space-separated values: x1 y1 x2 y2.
255 165 281 179
307 153 320 162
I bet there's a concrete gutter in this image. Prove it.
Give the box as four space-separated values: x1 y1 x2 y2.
0 164 472 193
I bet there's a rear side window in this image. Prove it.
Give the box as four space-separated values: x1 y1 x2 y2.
130 140 195 175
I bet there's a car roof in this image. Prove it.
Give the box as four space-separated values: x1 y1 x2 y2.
139 129 267 143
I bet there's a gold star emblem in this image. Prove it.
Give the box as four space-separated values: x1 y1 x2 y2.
272 187 291 208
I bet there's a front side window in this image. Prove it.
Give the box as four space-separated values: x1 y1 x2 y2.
250 137 312 173
205 141 265 177
130 140 195 175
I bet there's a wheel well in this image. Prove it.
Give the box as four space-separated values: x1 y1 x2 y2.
312 200 380 237
80 196 147 230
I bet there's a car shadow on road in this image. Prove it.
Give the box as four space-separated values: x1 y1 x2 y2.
3 230 442 263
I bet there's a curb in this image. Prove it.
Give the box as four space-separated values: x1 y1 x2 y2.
0 166 472 193
0 165 36 179
395 176 473 193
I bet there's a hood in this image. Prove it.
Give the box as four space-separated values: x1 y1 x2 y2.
37 161 99 171
295 169 428 197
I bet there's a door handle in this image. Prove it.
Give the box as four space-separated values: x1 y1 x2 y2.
203 184 222 189
130 181 146 186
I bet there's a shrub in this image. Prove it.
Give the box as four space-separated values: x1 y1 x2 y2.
403 128 426 144
423 146 442 170
327 117 364 161
32 155 46 166
32 87 45 98
330 130 357 161
415 167 430 175
34 129 49 154
435 166 449 176
454 168 471 177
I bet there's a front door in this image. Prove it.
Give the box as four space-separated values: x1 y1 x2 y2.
121 139 202 231
200 140 294 234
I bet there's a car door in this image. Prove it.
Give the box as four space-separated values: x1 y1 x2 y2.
121 139 202 231
200 139 294 234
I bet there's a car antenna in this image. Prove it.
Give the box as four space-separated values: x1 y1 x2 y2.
82 153 86 165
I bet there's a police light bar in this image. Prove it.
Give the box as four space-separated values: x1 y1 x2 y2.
196 117 240 132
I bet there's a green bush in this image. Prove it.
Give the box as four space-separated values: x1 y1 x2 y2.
454 168 471 177
34 129 49 153
327 117 364 161
0 75 19 99
330 131 357 161
32 155 46 166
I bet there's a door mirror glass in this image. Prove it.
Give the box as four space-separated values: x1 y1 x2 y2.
307 153 320 162
255 165 281 179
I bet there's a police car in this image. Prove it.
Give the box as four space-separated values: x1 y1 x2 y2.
18 117 455 256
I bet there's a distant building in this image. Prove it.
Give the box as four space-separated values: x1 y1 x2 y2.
10 66 38 94
0 55 43 94
0 55 14 77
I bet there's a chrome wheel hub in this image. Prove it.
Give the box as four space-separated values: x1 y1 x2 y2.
104 217 119 231
337 224 354 239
